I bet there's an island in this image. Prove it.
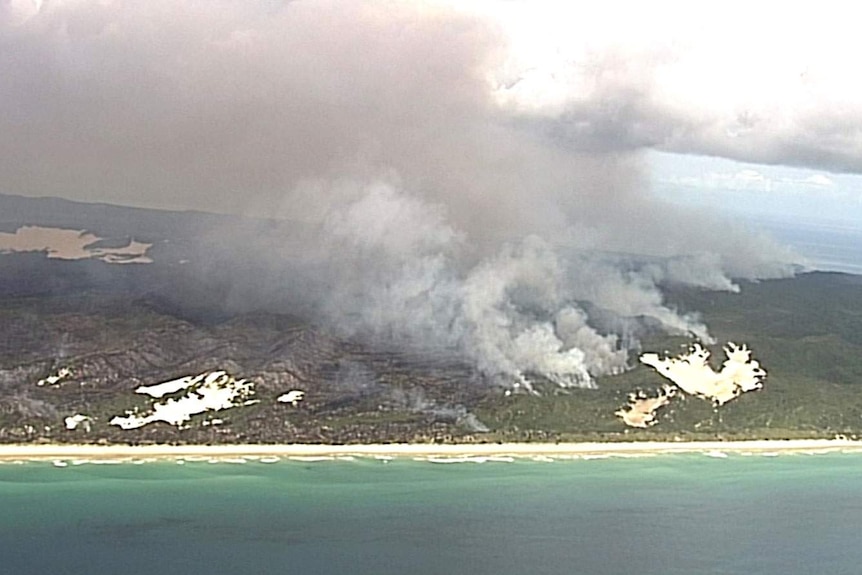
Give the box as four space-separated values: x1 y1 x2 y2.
2 195 862 449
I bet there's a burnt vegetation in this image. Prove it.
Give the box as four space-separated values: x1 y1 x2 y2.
2 255 862 445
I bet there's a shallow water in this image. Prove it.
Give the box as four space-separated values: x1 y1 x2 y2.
2 453 862 575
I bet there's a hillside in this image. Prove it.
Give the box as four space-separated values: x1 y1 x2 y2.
2 194 862 444
2 269 861 444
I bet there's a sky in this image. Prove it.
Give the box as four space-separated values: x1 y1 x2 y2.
3 0 862 221
3 0 861 384
650 151 862 227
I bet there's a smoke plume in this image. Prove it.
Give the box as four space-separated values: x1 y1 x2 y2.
1 1 801 389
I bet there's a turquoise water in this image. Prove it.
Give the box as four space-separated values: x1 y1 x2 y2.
3 454 862 575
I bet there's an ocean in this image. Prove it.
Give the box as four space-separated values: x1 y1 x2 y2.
3 453 862 575
748 217 862 276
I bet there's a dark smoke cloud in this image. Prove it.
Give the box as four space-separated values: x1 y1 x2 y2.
1 1 800 389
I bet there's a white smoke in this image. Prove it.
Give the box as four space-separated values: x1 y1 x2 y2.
312 179 725 389
1 1 804 389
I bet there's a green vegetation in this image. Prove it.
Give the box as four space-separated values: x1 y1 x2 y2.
475 272 862 441
2 271 862 444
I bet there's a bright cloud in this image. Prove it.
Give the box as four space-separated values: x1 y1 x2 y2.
485 1 862 172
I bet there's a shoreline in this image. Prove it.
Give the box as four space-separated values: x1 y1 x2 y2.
2 439 862 462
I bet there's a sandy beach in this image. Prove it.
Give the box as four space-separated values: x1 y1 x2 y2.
1 439 861 463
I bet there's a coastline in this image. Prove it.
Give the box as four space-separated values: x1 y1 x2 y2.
2 439 862 462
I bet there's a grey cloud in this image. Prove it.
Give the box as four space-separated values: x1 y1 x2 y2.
503 46 862 175
1 0 501 212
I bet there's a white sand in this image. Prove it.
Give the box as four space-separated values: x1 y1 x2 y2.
63 415 92 431
2 439 861 462
134 373 217 398
36 367 72 387
640 343 765 405
277 390 305 406
615 386 675 428
111 371 255 429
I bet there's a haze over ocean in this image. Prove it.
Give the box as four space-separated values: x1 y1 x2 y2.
4 454 862 575
755 219 862 276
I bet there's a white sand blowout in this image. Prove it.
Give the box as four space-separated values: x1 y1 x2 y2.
617 343 766 428
615 386 676 428
640 343 766 405
110 371 257 430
